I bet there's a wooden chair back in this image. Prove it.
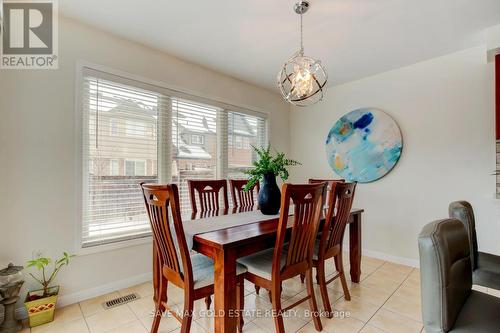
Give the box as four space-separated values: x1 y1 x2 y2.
188 179 229 212
319 182 357 259
229 179 260 208
273 183 326 280
141 183 193 287
308 178 344 207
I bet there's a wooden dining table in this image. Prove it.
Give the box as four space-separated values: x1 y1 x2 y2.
154 206 363 333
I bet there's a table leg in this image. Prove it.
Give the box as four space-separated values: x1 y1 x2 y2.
349 212 362 283
213 248 238 333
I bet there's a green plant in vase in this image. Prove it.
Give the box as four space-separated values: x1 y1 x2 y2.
24 252 74 327
244 145 300 214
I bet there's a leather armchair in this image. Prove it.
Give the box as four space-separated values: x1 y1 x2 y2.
418 219 500 332
449 201 500 290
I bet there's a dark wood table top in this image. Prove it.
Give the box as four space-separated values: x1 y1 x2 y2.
190 207 364 250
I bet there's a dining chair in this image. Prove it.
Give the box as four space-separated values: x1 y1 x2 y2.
311 182 356 317
238 183 326 333
141 183 246 333
188 179 229 212
229 179 260 208
449 201 500 290
299 179 345 283
419 218 500 332
308 178 344 207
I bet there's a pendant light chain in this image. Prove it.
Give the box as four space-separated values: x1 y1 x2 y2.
300 13 304 54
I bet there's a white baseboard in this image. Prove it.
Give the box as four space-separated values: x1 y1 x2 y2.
57 271 152 307
7 271 153 320
362 248 420 268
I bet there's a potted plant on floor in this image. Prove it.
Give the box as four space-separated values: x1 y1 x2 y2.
24 252 74 328
244 145 301 215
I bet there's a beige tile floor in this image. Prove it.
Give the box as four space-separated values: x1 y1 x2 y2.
19 255 500 333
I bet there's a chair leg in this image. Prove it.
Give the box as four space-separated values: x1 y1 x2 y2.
300 274 305 283
151 277 167 333
180 294 194 333
205 296 212 310
255 285 261 295
306 268 323 331
237 278 245 333
267 285 282 302
335 254 351 301
271 285 285 333
317 262 332 318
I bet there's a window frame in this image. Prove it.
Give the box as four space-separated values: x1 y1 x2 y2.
191 134 205 145
109 159 120 176
75 61 270 255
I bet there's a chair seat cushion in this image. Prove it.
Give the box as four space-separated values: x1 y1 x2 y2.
474 252 500 290
237 247 287 280
452 290 500 332
191 254 246 289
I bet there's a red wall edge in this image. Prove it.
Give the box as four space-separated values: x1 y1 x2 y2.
496 54 500 140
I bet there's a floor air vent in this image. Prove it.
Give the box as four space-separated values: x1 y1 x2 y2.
103 293 140 309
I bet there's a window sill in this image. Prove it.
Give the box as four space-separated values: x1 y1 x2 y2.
76 235 153 256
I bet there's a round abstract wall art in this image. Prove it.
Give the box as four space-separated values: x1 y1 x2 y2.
325 108 402 183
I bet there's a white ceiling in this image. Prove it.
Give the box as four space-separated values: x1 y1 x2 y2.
60 0 500 91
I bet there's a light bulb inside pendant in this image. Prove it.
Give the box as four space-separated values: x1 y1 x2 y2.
292 61 314 98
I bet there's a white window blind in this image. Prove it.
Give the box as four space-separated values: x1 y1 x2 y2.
81 71 168 248
81 66 268 248
227 111 267 179
171 98 220 211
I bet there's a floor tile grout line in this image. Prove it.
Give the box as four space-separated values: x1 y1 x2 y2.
78 302 92 333
311 259 387 332
358 267 418 333
312 259 388 331
354 261 402 333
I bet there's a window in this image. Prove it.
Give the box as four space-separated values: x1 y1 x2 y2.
235 136 243 149
81 70 164 248
110 119 119 136
227 112 267 180
171 98 219 211
125 120 148 138
109 159 119 176
81 66 267 249
191 134 205 145
125 160 146 176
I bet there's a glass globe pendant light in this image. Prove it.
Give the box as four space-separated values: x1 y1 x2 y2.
277 1 327 107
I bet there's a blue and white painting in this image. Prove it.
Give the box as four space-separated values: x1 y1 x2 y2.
325 108 402 183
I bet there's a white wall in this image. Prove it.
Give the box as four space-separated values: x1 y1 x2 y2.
0 17 289 309
290 46 500 264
